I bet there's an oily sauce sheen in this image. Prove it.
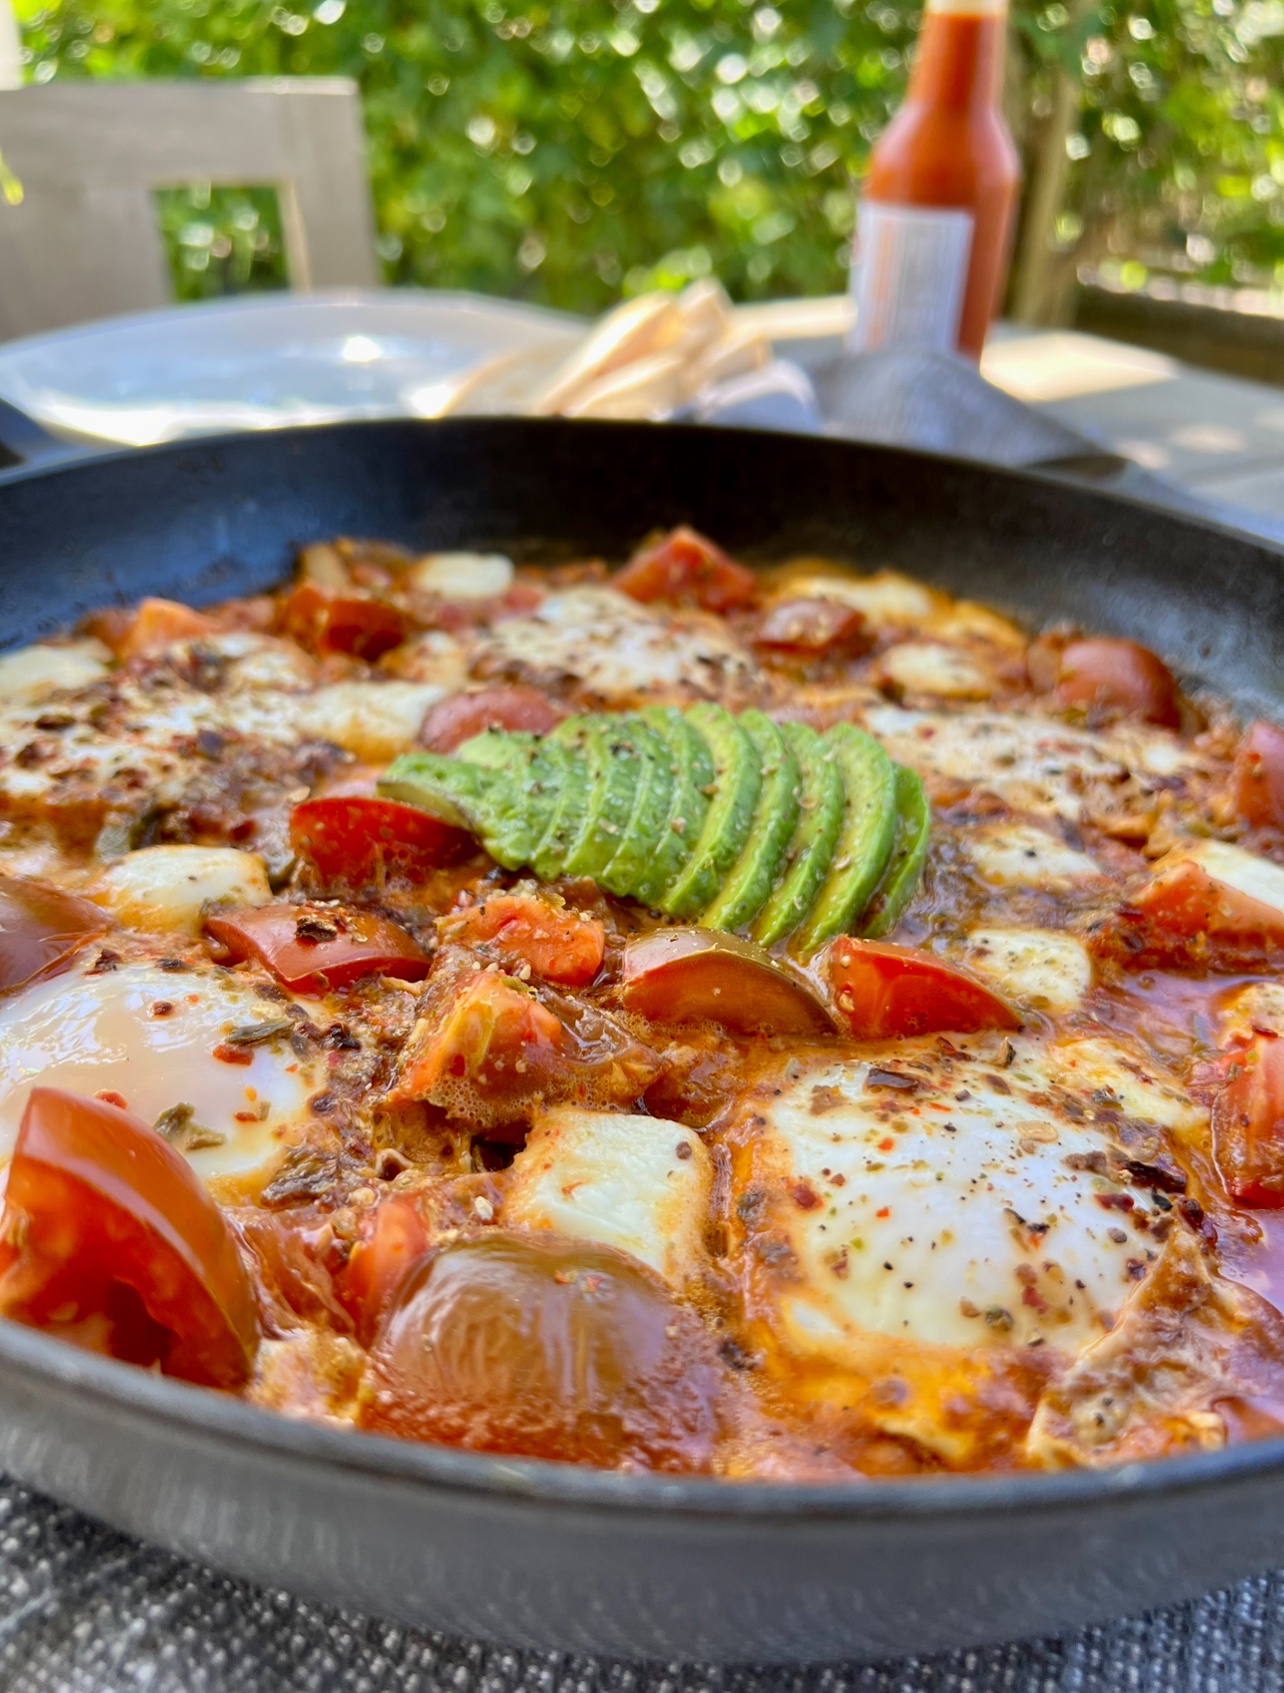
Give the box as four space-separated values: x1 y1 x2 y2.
3 528 1284 1478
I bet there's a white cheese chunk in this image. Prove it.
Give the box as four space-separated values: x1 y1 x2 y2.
878 641 993 700
505 1107 712 1288
961 928 1093 1015
408 552 515 600
296 680 446 763
787 570 936 628
0 639 111 704
93 845 271 936
961 822 1104 890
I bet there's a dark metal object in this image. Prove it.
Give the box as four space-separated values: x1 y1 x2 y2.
2 416 1284 1664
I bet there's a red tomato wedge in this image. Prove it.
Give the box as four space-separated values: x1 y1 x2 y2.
280 582 408 662
752 598 869 659
116 596 219 660
438 894 605 986
206 902 430 994
1054 638 1180 728
613 526 757 614
1233 720 1284 830
1213 1033 1284 1208
338 1193 430 1346
0 874 107 993
420 685 566 754
290 796 475 888
0 1087 258 1387
1097 842 1284 973
829 938 1021 1038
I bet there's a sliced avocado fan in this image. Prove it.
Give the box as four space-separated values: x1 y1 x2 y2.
380 703 929 955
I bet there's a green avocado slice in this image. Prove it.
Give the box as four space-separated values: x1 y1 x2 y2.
630 707 712 909
700 711 800 933
454 728 563 867
791 724 898 956
749 722 845 950
597 716 674 898
530 720 591 880
377 752 509 853
660 703 761 919
860 764 931 938
560 716 648 879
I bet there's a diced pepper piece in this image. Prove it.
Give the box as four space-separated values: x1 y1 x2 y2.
206 903 430 994
438 894 605 986
280 582 408 662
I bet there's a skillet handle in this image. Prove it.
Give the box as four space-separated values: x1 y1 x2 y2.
0 396 85 470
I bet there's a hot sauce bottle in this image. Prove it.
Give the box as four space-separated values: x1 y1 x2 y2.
848 0 1020 361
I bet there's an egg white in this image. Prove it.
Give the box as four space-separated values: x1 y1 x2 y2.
736 1032 1200 1365
0 959 324 1185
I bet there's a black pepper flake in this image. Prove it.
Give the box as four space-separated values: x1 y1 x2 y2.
718 1338 760 1371
295 913 340 944
157 957 188 973
675 1141 693 1161
309 1091 337 1116
88 949 121 974
323 1022 361 1051
150 1000 175 1018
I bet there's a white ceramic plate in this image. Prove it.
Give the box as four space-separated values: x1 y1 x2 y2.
0 289 586 447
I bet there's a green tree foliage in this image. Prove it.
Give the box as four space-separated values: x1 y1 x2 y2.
14 0 1284 314
1013 0 1284 304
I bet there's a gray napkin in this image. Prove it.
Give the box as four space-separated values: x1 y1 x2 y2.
809 348 1125 475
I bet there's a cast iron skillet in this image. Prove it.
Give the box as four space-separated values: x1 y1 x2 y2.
3 415 1284 1665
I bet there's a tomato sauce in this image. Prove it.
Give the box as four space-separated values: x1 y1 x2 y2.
1 529 1284 1479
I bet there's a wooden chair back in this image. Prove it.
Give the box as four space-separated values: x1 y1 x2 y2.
0 80 379 340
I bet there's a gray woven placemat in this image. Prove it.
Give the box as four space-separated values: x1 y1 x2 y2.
0 1478 1278 1693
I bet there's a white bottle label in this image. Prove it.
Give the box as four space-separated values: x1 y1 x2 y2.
848 203 975 354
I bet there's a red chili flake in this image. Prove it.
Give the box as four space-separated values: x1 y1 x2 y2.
791 1182 822 1211
878 1137 895 1152
212 1043 254 1066
150 1001 175 1018
875 1205 891 1219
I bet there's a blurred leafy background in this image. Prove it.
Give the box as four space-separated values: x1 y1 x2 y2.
12 0 1284 319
